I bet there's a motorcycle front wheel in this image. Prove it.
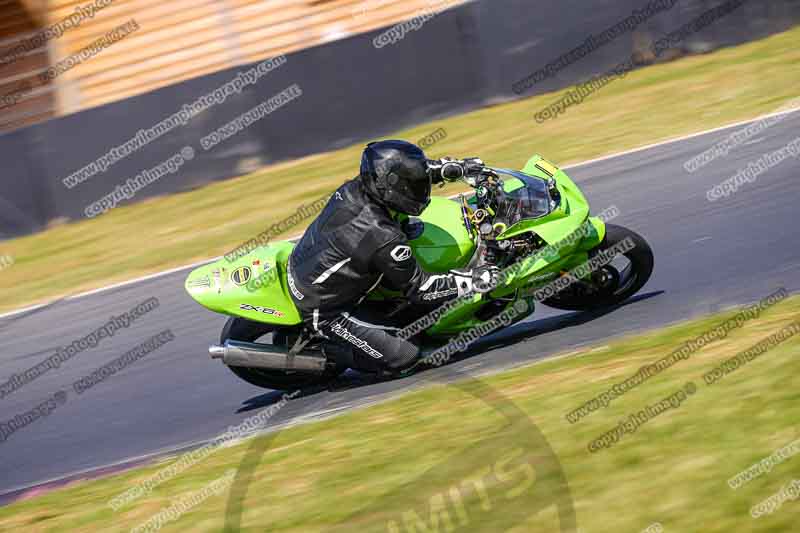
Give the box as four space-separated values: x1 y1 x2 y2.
541 224 654 311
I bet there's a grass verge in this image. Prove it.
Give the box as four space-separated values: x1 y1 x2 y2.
0 295 798 531
1 26 799 313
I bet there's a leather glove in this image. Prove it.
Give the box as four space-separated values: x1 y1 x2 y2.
472 265 501 294
449 270 474 297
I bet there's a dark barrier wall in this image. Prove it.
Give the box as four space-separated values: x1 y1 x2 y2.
1 0 798 238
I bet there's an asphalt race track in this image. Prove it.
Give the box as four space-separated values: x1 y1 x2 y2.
2 111 799 502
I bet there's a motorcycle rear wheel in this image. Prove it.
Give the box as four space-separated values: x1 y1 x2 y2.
541 224 654 311
220 317 340 390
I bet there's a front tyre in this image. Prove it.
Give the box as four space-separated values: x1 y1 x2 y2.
542 224 654 311
220 317 339 390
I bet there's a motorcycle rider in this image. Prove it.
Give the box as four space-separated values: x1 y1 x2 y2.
287 140 493 376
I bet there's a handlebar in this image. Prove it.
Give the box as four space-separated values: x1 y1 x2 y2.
427 156 505 216
427 157 488 185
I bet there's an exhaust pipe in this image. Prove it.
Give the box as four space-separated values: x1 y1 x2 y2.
209 340 327 373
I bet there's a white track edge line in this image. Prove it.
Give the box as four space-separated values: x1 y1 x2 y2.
2 104 798 320
564 105 800 169
0 392 399 500
0 292 786 498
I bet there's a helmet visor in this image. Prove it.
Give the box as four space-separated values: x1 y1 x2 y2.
396 173 431 203
390 172 431 215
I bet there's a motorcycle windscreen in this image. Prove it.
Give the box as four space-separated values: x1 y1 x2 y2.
494 170 553 226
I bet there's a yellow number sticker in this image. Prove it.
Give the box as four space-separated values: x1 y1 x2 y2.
535 159 559 177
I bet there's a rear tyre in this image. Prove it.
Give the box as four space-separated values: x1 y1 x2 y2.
541 224 654 311
220 317 339 390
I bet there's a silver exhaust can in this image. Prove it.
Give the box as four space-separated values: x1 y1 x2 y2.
208 340 326 373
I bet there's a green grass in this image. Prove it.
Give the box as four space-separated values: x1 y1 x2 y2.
1 26 799 312
1 296 798 532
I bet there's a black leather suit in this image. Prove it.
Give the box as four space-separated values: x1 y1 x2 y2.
287 178 468 372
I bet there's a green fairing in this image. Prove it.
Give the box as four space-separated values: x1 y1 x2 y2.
426 155 606 335
487 155 606 289
185 241 303 325
185 154 607 337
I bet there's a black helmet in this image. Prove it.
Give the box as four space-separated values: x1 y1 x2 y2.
359 140 431 216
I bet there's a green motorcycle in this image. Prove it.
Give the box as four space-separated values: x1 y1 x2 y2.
185 154 653 390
